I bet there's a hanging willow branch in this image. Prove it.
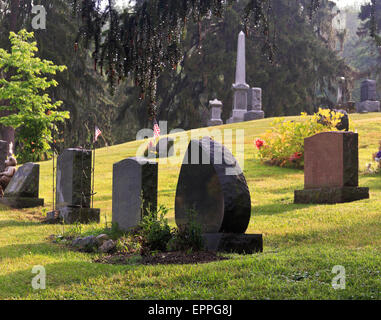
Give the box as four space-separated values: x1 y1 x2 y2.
69 0 321 117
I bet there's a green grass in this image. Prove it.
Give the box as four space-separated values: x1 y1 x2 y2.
1 113 381 299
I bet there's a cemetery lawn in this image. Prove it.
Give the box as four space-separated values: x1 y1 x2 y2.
1 113 381 300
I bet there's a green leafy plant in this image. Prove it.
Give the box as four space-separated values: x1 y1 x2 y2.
138 205 172 255
0 29 70 162
167 209 204 252
255 108 344 169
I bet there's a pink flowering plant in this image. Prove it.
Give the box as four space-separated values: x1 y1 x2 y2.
255 109 344 169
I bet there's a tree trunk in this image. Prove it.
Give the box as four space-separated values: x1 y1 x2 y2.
0 0 20 150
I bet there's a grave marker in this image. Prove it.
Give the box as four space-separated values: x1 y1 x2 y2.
112 157 158 231
294 132 369 203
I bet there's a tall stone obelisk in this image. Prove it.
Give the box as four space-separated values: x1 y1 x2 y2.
227 31 250 124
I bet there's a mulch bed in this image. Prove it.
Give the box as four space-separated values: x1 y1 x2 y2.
94 251 229 266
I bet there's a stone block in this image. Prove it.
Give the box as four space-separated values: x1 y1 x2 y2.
175 137 251 234
112 157 158 231
294 187 369 204
202 233 263 254
56 148 92 209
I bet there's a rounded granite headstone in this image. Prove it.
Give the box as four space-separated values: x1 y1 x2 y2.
175 137 251 234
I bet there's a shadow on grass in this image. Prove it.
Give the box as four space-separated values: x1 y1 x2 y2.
0 259 130 298
0 242 72 262
0 219 41 229
244 160 303 179
267 213 381 249
253 202 317 216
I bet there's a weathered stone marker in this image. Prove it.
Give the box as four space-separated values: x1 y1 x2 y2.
356 79 380 113
155 137 174 158
112 157 158 231
244 88 265 121
207 99 223 127
0 163 44 208
49 148 100 224
175 137 262 253
0 141 8 172
294 132 369 204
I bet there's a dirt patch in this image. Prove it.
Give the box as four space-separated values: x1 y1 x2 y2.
143 251 228 265
94 251 229 266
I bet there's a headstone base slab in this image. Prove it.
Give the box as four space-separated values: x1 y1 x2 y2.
227 117 243 124
244 110 265 121
207 119 223 127
356 101 380 113
0 197 44 209
294 187 369 204
47 207 100 224
202 233 263 254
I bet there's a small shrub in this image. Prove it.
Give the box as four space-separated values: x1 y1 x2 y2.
116 235 142 254
255 108 344 169
167 210 204 252
138 205 172 255
63 222 83 239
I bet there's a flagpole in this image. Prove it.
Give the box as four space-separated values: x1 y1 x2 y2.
92 139 95 209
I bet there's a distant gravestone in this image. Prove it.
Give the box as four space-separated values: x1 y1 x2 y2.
227 32 249 124
294 132 369 203
112 157 158 231
207 99 223 127
175 137 262 253
0 141 8 172
0 163 44 208
155 137 174 158
357 79 380 113
48 148 100 224
244 88 265 121
361 79 377 101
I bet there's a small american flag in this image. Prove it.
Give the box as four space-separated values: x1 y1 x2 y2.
94 126 102 143
153 119 160 139
148 119 160 150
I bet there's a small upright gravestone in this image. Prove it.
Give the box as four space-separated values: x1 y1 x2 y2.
0 163 44 208
175 137 262 253
294 132 369 204
244 88 265 121
207 99 223 127
50 148 100 224
0 141 8 172
356 79 380 113
112 157 158 231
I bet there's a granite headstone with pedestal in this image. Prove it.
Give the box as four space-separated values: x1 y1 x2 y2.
47 148 100 224
112 157 158 231
356 79 380 113
175 137 262 253
0 163 44 208
294 132 369 204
